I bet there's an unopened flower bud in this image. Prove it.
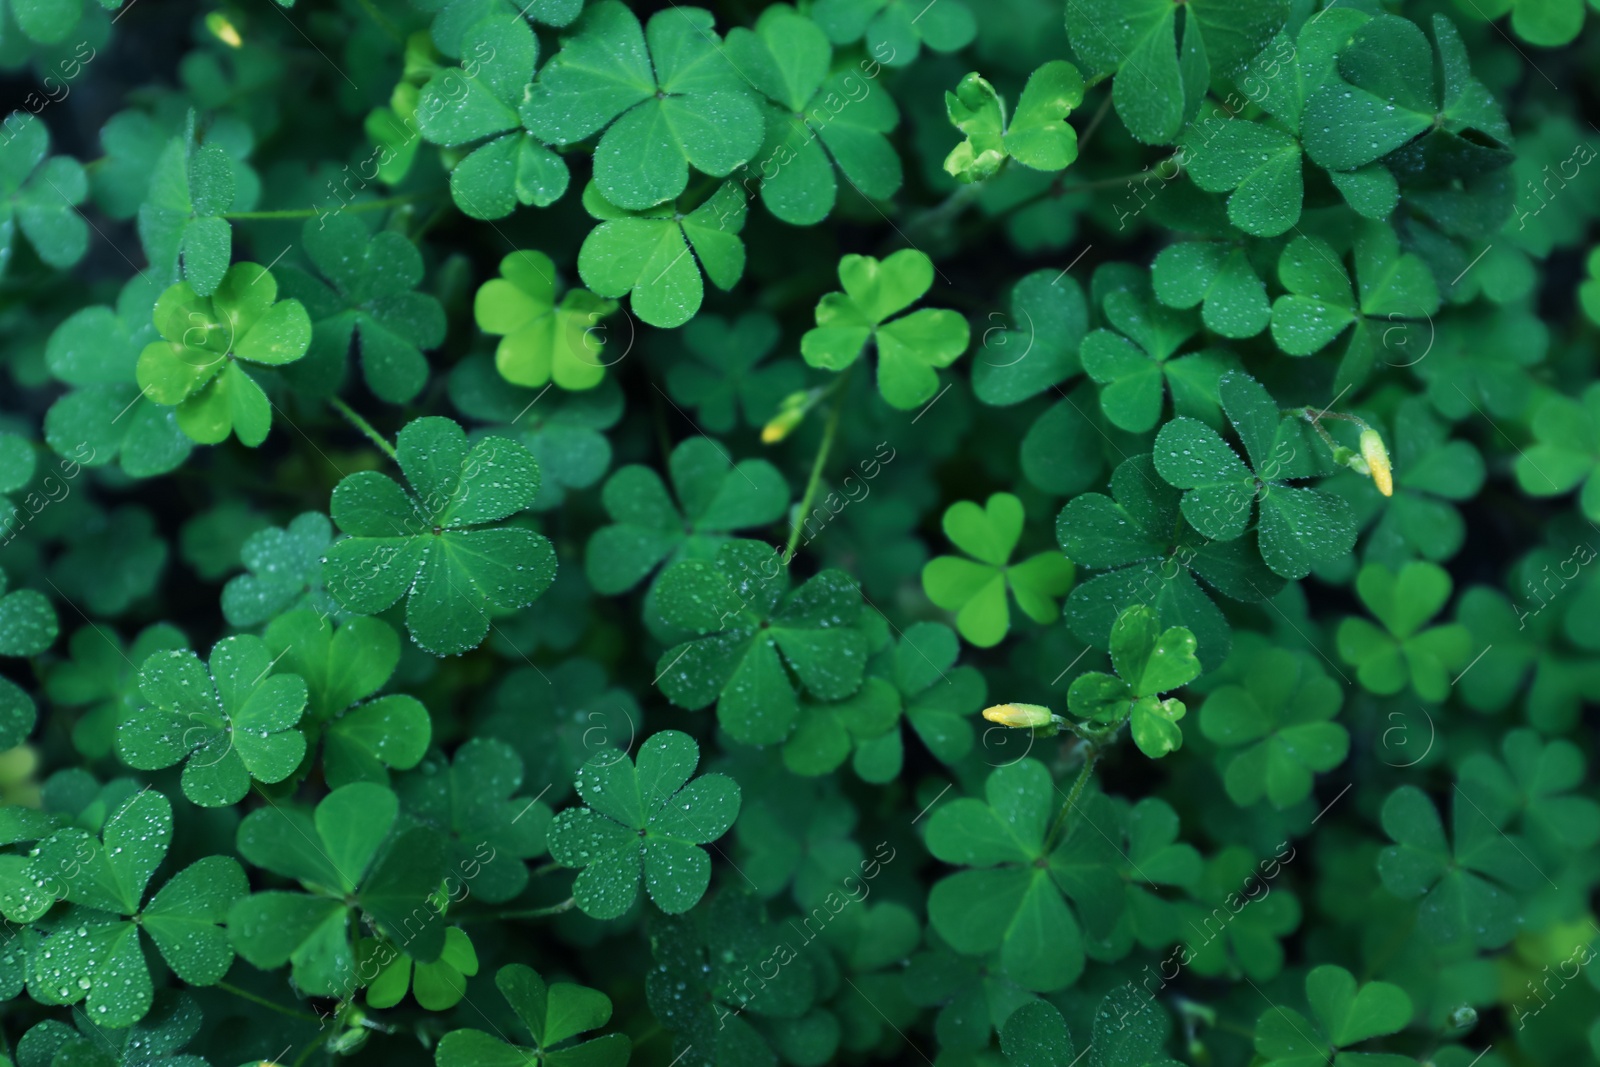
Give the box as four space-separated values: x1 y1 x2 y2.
982 703 1053 728
1359 427 1393 497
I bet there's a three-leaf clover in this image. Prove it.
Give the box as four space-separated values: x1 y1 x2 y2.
436 964 630 1067
474 250 617 391
1199 635 1349 808
361 927 479 1011
1515 382 1600 522
851 621 985 781
220 511 334 628
323 416 556 656
1153 371 1358 580
943 61 1084 182
1253 965 1413 1067
522 1 763 211
921 492 1074 648
811 0 975 66
118 635 307 807
27 791 246 1027
1336 561 1471 701
137 113 236 297
16 991 209 1067
45 624 187 760
724 6 903 224
276 215 446 404
548 730 740 919
801 250 970 410
663 312 807 433
1456 729 1600 862
654 540 867 745
0 111 88 276
970 270 1088 407
1067 605 1200 758
1151 242 1270 340
134 263 313 447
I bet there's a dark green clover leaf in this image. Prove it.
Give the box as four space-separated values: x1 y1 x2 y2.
924 759 1122 992
27 791 246 1027
229 782 448 993
1254 965 1412 1067
724 7 903 225
0 565 57 658
361 926 479 1011
1180 115 1305 238
943 61 1084 182
1174 845 1301 981
397 737 551 905
1456 728 1600 862
323 416 555 657
264 610 431 788
416 15 568 220
1516 382 1600 522
275 215 445 404
1058 452 1286 670
1088 985 1185 1067
51 506 169 617
1067 605 1200 759
474 250 617 392
785 664 899 777
479 659 638 807
655 540 867 745
118 635 307 807
922 492 1074 648
801 250 970 410
1065 0 1289 144
44 275 194 478
134 264 313 447
1081 264 1233 433
1268 225 1440 393
220 512 333 628
1000 1000 1076 1067
1199 634 1348 808
576 181 747 329
137 112 235 297
427 0 585 54
1154 371 1357 580
972 270 1088 408
0 111 88 276
664 312 807 434
585 435 787 597
45 624 187 760
811 0 975 66
548 730 740 918
1336 561 1471 702
1151 242 1270 340
522 1 763 211
733 769 864 907
436 964 629 1067
851 620 986 781
902 942 1036 1055
17 991 207 1067
1100 796 1202 953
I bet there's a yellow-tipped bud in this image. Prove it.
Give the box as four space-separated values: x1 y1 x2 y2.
982 703 1054 728
1359 427 1393 497
762 391 814 444
206 12 244 48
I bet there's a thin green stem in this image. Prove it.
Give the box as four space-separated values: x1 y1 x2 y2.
216 981 321 1022
784 371 851 561
329 398 398 461
1041 745 1102 854
291 1028 333 1067
460 897 577 922
224 193 425 220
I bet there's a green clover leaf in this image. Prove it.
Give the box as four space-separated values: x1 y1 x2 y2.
16 991 207 1067
474 249 617 391
1516 382 1600 521
548 730 741 918
1174 845 1301 981
850 620 985 781
522 1 763 211
1000 1000 1076 1067
361 927 480 1011
654 540 867 745
276 215 446 404
134 263 313 447
724 6 903 224
0 111 89 277
811 0 975 66
971 270 1088 407
801 249 970 410
50 506 169 617
323 416 555 656
1456 728 1600 861
1066 604 1199 758
1151 241 1270 340
137 112 236 296
220 511 334 628
664 312 807 433
922 492 1074 648
733 772 864 907
436 963 629 1067
45 624 187 760
1336 561 1472 701
119 635 308 807
943 61 1084 182
1254 964 1412 1067
0 565 57 659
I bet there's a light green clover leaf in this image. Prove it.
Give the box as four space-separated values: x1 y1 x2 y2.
944 61 1084 183
474 249 617 392
360 927 479 1012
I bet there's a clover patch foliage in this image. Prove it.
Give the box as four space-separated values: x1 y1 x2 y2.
0 1 1595 1066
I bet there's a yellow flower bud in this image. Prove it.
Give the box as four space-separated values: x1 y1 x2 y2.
982 703 1054 728
1359 427 1393 497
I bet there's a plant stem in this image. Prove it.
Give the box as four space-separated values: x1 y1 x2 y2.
1041 745 1102 854
329 397 398 461
784 371 851 561
216 981 320 1022
224 194 424 220
460 897 577 922
290 1029 332 1067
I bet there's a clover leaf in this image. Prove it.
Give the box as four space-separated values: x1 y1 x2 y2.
1516 382 1600 522
585 435 787 596
801 250 970 410
44 275 193 478
137 112 235 296
0 111 88 277
474 250 617 392
734 772 864 907
1174 845 1301 982
0 565 56 658
118 635 308 807
1151 242 1270 340
654 540 867 745
1456 729 1600 862
523 1 763 211
219 512 333 628
27 791 246 1027
323 416 555 656
436 963 629 1067
724 6 903 224
1000 1000 1076 1067
361 927 479 1011
397 737 551 905
45 624 186 760
945 61 1083 184
577 181 747 329
17 991 207 1067
1254 965 1412 1067
50 506 169 618
1199 636 1349 808
1067 605 1200 759
548 730 740 918
784 671 900 778
275 215 445 404
664 312 807 433
1153 371 1357 580
416 15 568 219
134 263 313 447
1336 561 1471 702
811 0 975 66
971 270 1088 407
922 492 1073 648
924 759 1122 991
